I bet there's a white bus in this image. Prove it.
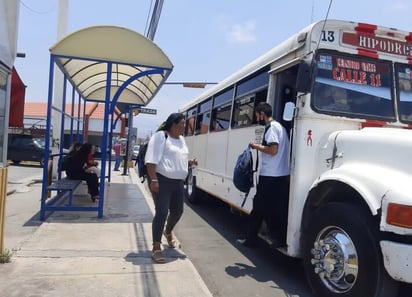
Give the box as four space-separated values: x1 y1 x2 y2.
180 19 412 297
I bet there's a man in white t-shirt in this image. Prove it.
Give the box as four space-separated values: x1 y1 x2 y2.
238 102 290 248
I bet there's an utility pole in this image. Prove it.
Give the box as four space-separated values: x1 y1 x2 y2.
146 0 164 40
52 0 68 147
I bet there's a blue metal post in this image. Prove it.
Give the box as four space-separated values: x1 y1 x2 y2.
40 56 56 221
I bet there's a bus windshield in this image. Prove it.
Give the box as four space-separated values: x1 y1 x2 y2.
396 64 412 122
312 51 394 119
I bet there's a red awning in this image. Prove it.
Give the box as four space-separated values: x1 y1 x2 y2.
9 67 26 128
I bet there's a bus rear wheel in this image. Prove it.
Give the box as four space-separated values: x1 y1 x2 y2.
303 203 398 297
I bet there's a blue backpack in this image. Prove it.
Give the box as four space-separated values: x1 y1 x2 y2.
233 145 257 195
136 131 168 183
136 142 149 182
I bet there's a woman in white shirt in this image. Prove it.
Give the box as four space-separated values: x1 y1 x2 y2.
145 113 197 263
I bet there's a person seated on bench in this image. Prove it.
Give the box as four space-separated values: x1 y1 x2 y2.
61 142 82 171
85 144 100 177
65 142 100 202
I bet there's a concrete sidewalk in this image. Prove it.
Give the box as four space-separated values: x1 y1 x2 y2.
0 167 213 297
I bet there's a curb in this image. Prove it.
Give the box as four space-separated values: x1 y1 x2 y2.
6 180 38 196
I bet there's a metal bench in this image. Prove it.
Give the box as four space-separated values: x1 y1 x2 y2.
40 153 102 221
46 178 82 207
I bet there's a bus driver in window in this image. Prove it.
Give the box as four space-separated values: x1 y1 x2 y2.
316 85 349 112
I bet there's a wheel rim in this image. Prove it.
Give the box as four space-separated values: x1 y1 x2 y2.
310 226 359 293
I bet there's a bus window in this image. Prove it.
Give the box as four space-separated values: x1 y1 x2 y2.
236 70 269 98
185 107 197 136
195 112 211 134
232 94 255 128
312 51 394 119
186 117 196 136
211 102 231 132
396 64 412 122
210 88 233 132
195 99 212 134
254 89 267 112
314 84 350 112
214 87 234 106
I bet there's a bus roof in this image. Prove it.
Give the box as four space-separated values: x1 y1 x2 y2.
180 19 412 112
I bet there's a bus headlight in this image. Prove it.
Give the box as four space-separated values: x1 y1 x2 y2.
386 203 412 228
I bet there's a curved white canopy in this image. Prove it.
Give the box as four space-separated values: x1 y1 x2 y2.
50 25 173 106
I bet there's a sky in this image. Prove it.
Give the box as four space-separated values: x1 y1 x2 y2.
13 0 412 138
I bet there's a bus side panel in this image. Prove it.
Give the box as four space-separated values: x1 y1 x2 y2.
185 135 195 159
192 134 208 171
197 131 233 201
205 131 228 176
287 111 361 256
224 126 258 211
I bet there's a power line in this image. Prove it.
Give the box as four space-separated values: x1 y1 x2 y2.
144 0 154 37
315 0 333 50
20 0 56 15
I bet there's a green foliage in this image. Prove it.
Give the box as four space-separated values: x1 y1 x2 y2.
0 248 13 264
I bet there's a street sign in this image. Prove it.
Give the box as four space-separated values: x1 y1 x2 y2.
137 107 157 115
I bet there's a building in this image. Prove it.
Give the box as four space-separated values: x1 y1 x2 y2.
21 102 126 149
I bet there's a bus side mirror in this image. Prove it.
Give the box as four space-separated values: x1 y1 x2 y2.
283 101 295 121
296 58 312 93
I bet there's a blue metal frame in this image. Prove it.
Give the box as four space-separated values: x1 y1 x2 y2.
40 52 171 221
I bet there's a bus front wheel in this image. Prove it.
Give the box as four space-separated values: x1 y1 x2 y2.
303 203 398 297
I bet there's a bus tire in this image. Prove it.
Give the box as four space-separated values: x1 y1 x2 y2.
303 203 398 297
185 170 199 204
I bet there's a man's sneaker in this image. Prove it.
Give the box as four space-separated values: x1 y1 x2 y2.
236 238 256 248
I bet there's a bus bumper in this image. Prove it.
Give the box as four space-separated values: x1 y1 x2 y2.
380 240 412 283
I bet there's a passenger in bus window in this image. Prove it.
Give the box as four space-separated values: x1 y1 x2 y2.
398 79 412 120
316 86 349 112
237 102 290 248
145 112 198 263
186 117 195 136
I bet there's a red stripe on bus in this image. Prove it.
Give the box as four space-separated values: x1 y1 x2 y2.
357 48 379 59
360 120 385 128
405 33 412 43
355 23 377 34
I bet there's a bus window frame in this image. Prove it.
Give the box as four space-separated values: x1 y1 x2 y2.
395 63 412 123
210 87 234 132
194 98 212 135
231 94 256 129
230 68 270 129
311 50 395 121
185 107 197 136
236 69 269 98
210 101 232 132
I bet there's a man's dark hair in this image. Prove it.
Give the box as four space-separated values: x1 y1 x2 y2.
255 102 272 117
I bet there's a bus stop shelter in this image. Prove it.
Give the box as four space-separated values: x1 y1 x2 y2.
40 25 173 220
